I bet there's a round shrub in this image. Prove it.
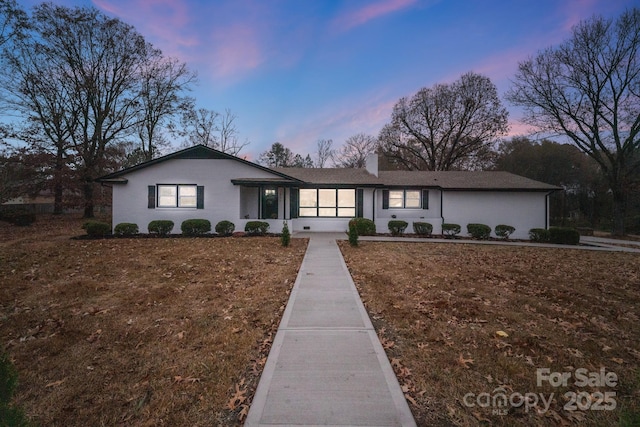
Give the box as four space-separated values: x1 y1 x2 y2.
82 220 111 237
148 220 174 236
215 220 235 236
413 222 433 236
529 228 550 242
549 226 580 245
495 224 515 239
388 220 408 236
181 219 211 236
467 223 491 240
114 222 139 236
245 221 269 235
442 223 461 237
348 218 376 236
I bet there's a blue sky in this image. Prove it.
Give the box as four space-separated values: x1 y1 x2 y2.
19 0 636 159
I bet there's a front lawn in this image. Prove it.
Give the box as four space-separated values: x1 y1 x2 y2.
0 215 307 426
339 241 640 426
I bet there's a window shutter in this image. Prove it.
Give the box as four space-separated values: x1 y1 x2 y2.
422 189 429 210
382 189 389 209
148 185 155 209
356 189 364 217
290 188 299 219
197 186 204 209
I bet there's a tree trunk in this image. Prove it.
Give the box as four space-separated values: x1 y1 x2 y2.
53 149 64 214
83 180 94 218
611 189 626 236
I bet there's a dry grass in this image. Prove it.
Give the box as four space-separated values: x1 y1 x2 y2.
0 215 307 426
339 241 640 426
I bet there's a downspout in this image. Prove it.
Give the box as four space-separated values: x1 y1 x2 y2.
372 188 376 222
545 191 553 229
440 189 444 226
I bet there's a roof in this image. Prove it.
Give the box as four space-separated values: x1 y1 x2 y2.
97 145 559 192
272 168 381 186
377 171 561 191
96 145 301 183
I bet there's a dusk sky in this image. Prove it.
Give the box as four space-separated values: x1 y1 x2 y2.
20 0 637 159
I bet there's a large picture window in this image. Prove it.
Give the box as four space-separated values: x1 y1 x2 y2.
157 184 197 208
299 188 356 217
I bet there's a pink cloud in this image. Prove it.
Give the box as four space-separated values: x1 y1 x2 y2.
92 0 199 61
275 93 396 155
332 0 418 32
207 24 264 79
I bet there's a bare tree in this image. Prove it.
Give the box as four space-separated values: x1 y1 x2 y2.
0 0 27 48
315 138 333 167
217 108 250 156
180 107 220 147
379 72 508 171
333 133 377 168
137 56 195 161
19 4 154 217
506 8 640 235
178 106 249 156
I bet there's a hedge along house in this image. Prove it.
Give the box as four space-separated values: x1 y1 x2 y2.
97 144 560 239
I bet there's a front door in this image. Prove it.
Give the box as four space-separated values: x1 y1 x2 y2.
262 187 278 219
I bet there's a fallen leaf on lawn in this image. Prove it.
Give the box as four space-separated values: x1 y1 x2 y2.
45 379 65 388
177 331 184 339
174 376 200 383
495 330 509 338
232 327 242 334
567 348 584 358
611 357 624 364
458 354 474 369
227 383 247 410
404 393 418 407
238 404 250 421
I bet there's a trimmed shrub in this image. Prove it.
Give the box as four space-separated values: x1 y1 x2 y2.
467 223 491 240
442 223 461 237
82 220 111 237
348 223 359 247
0 351 30 427
388 220 408 236
529 228 550 242
245 221 269 235
348 218 376 236
114 222 139 236
549 226 580 245
0 209 36 226
215 220 235 236
413 222 433 236
181 219 211 236
495 224 515 239
148 220 174 236
281 221 291 247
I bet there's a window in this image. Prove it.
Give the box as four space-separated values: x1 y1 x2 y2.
298 188 356 217
157 184 197 208
384 189 425 209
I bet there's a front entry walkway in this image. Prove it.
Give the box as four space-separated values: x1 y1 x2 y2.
245 234 416 426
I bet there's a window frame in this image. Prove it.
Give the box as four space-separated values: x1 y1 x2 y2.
156 184 198 208
298 188 356 218
387 189 422 209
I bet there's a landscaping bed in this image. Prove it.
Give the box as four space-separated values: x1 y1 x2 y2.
339 241 640 426
0 215 307 426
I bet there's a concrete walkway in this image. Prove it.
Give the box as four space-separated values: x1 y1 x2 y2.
245 234 416 427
